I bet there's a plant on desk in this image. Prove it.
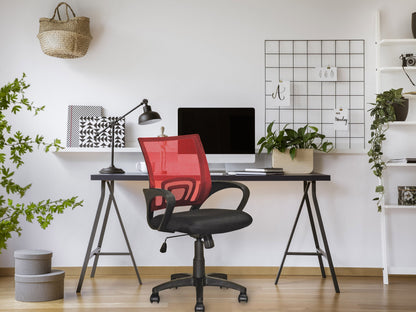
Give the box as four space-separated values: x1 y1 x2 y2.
368 88 408 211
0 74 83 252
257 122 333 173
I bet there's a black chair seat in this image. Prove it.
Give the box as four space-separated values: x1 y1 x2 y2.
151 209 252 235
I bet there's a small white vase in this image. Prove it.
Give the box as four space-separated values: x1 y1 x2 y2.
272 149 314 173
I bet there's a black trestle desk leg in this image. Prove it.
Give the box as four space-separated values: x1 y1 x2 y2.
275 182 310 285
90 181 114 278
304 181 326 278
77 181 106 293
311 181 340 293
107 181 142 285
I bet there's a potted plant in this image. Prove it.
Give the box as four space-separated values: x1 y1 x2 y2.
257 122 334 173
0 74 83 252
368 88 408 211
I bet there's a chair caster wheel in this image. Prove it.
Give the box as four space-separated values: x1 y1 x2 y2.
238 292 248 303
195 302 205 312
150 293 160 303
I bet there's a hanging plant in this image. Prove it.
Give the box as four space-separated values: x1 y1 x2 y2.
0 74 83 252
368 88 406 211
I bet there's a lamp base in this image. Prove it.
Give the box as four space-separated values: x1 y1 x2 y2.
99 166 125 174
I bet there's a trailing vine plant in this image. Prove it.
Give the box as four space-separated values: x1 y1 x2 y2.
0 74 83 252
368 88 405 211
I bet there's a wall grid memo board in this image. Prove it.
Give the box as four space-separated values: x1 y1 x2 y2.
264 39 366 151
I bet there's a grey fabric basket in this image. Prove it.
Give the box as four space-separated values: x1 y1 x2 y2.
15 270 65 302
14 249 52 275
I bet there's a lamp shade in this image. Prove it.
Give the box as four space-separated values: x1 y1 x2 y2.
139 104 161 125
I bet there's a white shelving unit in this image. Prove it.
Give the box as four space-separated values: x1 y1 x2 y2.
375 11 416 285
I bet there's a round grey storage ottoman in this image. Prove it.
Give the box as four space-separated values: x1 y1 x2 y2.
15 270 65 302
14 249 52 275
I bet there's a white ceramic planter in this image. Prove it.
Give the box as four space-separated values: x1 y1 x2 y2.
272 148 314 173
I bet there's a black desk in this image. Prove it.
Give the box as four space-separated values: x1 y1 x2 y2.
76 172 339 293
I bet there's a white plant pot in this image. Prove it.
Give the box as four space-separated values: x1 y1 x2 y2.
272 149 314 173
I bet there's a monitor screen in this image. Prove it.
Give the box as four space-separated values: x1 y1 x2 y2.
178 107 255 156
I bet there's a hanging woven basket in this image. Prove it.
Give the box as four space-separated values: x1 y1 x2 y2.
37 2 92 59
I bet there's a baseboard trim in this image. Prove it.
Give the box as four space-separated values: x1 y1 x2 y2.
0 266 383 278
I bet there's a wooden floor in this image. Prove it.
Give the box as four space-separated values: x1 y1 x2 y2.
1 274 416 312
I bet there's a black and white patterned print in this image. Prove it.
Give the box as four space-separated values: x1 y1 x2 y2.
79 116 125 148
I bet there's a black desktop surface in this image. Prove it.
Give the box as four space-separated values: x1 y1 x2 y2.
91 172 330 182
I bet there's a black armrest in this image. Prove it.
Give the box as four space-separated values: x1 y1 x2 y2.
143 188 176 232
190 181 250 211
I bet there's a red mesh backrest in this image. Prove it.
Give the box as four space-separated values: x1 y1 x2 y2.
138 134 212 211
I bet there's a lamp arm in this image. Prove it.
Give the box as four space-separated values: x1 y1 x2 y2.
117 98 148 121
95 99 148 138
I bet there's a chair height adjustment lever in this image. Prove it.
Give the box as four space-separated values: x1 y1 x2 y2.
203 235 215 249
160 234 188 253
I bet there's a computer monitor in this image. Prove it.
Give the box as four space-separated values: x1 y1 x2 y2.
178 107 255 163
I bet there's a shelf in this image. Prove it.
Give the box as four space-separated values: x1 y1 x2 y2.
56 147 140 153
378 67 416 72
383 204 416 209
387 121 416 126
378 38 416 45
386 163 416 167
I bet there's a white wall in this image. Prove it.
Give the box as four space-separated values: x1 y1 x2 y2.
1 0 416 270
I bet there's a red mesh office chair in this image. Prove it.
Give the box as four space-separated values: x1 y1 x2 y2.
138 134 252 312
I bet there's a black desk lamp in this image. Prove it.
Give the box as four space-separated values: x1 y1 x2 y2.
97 99 161 174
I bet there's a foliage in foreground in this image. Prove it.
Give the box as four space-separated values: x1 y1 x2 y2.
0 74 83 252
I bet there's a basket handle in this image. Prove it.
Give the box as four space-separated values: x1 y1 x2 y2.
50 2 76 21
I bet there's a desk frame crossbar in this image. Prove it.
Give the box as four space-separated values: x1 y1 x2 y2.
274 181 340 293
76 180 142 293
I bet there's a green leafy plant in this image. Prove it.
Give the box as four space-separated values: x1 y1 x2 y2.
257 122 334 159
368 88 406 211
0 74 83 252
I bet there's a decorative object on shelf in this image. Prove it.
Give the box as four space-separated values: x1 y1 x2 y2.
315 66 338 81
412 12 416 38
67 105 103 147
400 53 416 67
99 99 162 174
158 126 168 137
257 122 333 173
0 74 83 253
79 117 125 148
37 2 92 59
392 97 409 121
368 88 408 211
398 186 416 205
400 53 416 86
271 80 290 106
